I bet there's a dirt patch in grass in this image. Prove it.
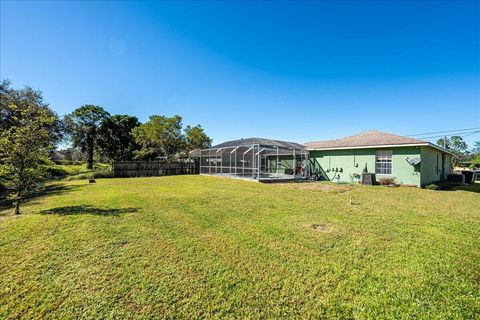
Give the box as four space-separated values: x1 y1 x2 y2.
311 223 330 232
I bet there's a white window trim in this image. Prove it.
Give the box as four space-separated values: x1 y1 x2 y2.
375 150 393 175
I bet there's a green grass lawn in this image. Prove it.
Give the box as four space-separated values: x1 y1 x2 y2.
0 176 479 319
51 163 91 175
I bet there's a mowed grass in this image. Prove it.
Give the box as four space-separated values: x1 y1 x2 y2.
0 176 479 319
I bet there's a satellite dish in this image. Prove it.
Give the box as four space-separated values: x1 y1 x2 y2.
406 157 421 166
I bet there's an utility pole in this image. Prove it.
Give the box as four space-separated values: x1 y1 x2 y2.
444 135 447 149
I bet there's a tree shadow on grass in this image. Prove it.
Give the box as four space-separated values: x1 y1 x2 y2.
40 205 138 216
0 183 85 214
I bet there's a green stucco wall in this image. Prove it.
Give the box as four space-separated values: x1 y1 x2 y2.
309 147 423 186
420 147 452 186
444 155 452 178
309 146 452 187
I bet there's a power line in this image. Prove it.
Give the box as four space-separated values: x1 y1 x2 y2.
417 130 480 140
460 131 480 138
408 127 480 136
420 132 480 140
407 127 480 137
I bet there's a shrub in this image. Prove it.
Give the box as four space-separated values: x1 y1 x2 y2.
44 166 69 178
93 163 111 171
63 173 93 181
92 171 114 179
53 160 85 165
379 177 397 185
62 170 113 181
39 158 56 166
424 181 454 190
53 159 79 166
425 183 440 190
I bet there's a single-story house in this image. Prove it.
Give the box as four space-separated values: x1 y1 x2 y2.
305 130 453 187
198 130 453 187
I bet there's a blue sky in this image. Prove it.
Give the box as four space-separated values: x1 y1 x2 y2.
1 1 479 146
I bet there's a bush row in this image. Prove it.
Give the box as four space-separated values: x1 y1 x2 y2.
63 171 114 181
52 160 86 166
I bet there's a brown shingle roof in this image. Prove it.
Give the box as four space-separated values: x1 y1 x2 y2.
304 130 427 150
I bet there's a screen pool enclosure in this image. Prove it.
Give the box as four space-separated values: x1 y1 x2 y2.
199 138 309 181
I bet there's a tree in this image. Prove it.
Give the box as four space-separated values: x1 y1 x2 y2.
470 154 480 169
65 105 109 169
97 115 140 162
1 80 63 142
132 115 185 161
0 86 59 215
469 141 480 169
437 136 468 152
437 136 469 167
184 125 212 151
472 141 480 155
0 80 16 130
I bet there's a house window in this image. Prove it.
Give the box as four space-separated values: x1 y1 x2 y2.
376 150 392 175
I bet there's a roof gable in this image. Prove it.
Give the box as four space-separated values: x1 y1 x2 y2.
304 130 426 149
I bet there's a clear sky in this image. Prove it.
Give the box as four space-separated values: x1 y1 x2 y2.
1 1 479 146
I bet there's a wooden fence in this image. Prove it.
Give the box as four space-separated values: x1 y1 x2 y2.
112 161 199 178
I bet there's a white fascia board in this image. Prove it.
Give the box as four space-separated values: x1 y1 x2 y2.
425 143 454 155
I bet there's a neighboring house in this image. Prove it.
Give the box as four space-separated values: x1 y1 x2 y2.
305 130 453 187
